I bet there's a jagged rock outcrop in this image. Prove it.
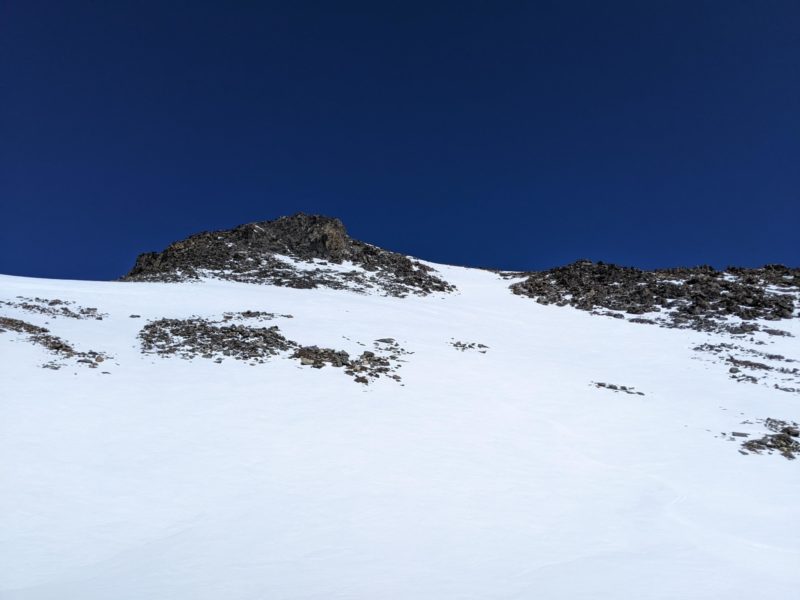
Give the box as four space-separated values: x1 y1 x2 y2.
121 214 455 297
509 260 798 332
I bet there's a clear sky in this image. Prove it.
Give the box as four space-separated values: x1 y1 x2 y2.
1 1 798 280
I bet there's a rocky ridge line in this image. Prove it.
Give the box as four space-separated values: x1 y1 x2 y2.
508 260 798 333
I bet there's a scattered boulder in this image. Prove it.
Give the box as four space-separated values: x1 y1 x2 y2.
450 340 489 353
593 381 645 396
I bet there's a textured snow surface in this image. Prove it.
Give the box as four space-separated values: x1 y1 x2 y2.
1 264 799 599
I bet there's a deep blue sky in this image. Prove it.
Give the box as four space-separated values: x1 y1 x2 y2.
1 1 798 280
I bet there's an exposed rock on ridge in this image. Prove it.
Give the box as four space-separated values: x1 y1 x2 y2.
121 214 455 297
509 260 799 332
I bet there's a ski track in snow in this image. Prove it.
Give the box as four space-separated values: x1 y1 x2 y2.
1 263 799 599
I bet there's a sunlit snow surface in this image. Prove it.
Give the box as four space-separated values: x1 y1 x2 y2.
1 263 799 599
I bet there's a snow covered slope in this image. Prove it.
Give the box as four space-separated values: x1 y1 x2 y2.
1 257 799 599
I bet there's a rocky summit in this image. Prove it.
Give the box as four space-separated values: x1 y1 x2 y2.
121 213 455 297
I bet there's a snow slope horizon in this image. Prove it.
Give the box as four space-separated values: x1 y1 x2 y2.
1 253 800 599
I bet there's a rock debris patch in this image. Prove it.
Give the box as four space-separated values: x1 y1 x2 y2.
0 316 111 369
138 315 409 385
1 296 106 320
121 213 455 298
139 317 294 363
293 344 381 383
292 346 351 368
508 261 798 334
450 339 489 353
592 381 645 396
692 343 800 393
293 338 411 385
737 418 800 460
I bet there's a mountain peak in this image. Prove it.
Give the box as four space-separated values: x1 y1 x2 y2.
234 213 351 261
122 213 455 297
